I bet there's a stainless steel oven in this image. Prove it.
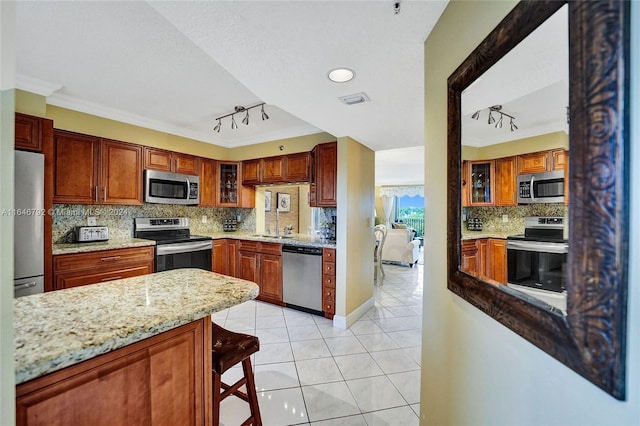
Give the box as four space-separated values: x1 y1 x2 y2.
134 218 212 272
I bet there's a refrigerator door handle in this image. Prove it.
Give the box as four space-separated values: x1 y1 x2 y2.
14 281 37 291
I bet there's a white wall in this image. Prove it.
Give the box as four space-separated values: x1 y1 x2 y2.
0 1 16 423
421 1 640 424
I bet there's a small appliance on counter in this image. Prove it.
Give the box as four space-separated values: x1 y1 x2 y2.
74 226 109 242
467 217 483 231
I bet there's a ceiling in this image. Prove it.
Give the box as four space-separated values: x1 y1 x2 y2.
15 0 448 155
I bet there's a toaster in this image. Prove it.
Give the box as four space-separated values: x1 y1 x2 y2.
74 226 109 242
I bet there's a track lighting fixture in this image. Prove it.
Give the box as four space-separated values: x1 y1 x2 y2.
471 105 518 132
213 102 269 132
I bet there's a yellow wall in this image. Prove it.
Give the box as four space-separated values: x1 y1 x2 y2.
336 136 375 319
228 132 335 161
423 0 640 424
462 131 568 160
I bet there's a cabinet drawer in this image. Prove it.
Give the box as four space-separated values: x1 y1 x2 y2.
322 248 336 263
54 247 155 272
323 286 335 302
323 274 336 288
55 264 153 290
238 240 282 256
323 261 335 275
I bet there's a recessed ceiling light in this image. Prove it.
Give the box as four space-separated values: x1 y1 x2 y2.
328 68 355 83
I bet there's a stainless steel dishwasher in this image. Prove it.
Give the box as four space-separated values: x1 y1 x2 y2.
282 245 324 315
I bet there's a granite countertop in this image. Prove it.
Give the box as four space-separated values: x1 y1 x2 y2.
461 231 514 240
14 269 259 384
52 238 155 255
204 232 337 248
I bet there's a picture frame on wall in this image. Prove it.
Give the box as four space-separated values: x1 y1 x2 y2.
265 191 272 212
277 192 291 212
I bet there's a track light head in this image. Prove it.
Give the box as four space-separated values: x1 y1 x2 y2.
510 118 518 131
213 119 221 132
495 115 503 129
242 110 249 125
488 111 495 125
261 104 269 121
471 110 480 120
231 114 238 129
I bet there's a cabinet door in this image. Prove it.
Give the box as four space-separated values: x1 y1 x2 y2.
285 152 311 182
100 139 143 205
551 149 568 171
174 153 199 176
518 151 549 174
461 160 470 207
15 113 41 152
477 238 488 278
242 159 261 185
228 240 239 278
16 320 205 426
262 156 285 183
487 239 507 284
259 254 283 303
237 250 259 284
53 130 100 204
314 142 337 207
199 159 216 207
217 162 239 207
461 240 479 275
144 147 173 172
495 156 517 206
212 239 228 275
468 160 495 206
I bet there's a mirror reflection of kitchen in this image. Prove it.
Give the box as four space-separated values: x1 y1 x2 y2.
460 5 569 313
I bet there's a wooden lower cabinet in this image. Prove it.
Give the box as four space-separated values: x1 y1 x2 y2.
487 238 507 284
461 240 480 276
322 248 336 319
16 319 210 426
53 247 154 290
212 239 229 275
238 241 283 305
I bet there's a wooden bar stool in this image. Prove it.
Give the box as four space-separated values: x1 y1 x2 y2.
212 323 262 426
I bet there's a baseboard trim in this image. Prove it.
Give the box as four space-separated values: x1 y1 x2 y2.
332 297 375 330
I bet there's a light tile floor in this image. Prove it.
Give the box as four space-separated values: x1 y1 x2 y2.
212 261 423 426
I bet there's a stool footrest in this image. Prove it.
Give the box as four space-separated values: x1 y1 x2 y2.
220 379 250 402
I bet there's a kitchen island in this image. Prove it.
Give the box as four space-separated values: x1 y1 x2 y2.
14 268 259 425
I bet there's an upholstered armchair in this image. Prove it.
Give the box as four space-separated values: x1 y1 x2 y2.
381 226 420 267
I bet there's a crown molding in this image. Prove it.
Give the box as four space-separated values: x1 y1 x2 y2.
15 74 62 97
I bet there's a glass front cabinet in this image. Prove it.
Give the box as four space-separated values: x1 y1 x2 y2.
467 160 495 206
217 162 239 206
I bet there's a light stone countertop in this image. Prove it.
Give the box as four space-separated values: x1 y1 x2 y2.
461 231 514 240
14 269 259 384
52 238 155 255
204 232 337 249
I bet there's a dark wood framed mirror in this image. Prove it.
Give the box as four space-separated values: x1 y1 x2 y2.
447 0 629 400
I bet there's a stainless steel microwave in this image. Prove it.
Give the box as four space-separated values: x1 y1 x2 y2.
144 170 199 205
517 170 564 204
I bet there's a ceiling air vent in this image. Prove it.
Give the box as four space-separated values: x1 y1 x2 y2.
339 92 370 106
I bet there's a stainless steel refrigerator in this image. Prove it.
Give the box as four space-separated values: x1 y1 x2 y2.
14 150 45 297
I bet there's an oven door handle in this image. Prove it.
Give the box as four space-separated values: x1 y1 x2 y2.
507 240 568 254
156 241 212 256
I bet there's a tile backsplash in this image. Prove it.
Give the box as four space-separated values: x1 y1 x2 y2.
53 204 256 243
464 204 567 234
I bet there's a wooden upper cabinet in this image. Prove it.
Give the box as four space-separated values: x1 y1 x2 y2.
312 142 337 207
285 152 311 182
15 113 41 152
551 149 568 171
53 130 142 205
467 160 495 206
495 156 517 206
199 158 216 207
100 139 143 205
53 130 100 204
518 151 550 174
262 156 286 183
242 159 261 185
143 147 199 175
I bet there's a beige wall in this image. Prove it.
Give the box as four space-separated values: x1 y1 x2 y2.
336 136 375 318
423 0 640 424
462 130 568 160
228 132 335 161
